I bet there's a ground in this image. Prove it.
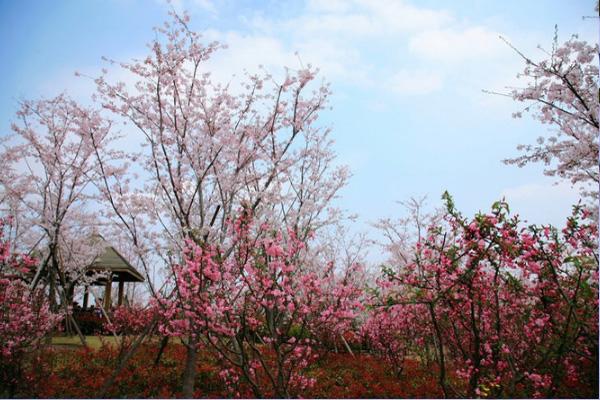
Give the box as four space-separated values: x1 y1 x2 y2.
11 336 592 398
36 335 441 398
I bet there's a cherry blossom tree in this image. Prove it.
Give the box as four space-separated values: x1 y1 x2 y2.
501 33 599 207
0 94 120 341
90 11 347 252
86 12 351 396
362 302 428 379
373 196 444 270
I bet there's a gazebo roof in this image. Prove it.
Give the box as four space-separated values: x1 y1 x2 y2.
87 237 145 283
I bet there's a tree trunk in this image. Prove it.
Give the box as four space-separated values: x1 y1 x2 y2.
182 337 198 398
49 263 57 312
104 278 113 311
468 294 481 397
154 336 170 366
57 269 87 346
428 302 450 398
97 319 157 398
340 334 355 357
83 287 89 310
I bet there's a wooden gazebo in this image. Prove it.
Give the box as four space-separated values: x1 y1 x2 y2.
82 237 144 310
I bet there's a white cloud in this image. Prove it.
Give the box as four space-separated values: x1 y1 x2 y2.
40 0 526 105
307 0 351 13
220 1 516 100
226 0 459 92
203 31 295 79
409 26 505 63
193 0 217 14
500 181 581 226
202 20 373 88
281 0 453 39
352 0 454 33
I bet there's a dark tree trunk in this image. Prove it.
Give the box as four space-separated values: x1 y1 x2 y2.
154 336 170 366
97 319 157 398
182 337 198 398
428 302 450 398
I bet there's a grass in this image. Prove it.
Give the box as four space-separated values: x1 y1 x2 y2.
51 335 183 350
51 335 117 349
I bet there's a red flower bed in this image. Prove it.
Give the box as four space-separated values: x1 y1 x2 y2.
10 340 598 398
305 353 443 398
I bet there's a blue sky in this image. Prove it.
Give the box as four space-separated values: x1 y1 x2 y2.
0 0 597 237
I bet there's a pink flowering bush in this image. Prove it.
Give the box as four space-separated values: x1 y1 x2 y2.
0 219 60 397
373 194 598 398
105 305 157 336
362 302 430 378
159 210 363 398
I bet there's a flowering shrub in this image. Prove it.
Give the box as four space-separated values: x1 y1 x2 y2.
10 339 596 399
33 343 190 399
373 194 598 398
18 342 435 398
159 210 363 398
362 303 428 378
105 305 157 336
0 218 60 397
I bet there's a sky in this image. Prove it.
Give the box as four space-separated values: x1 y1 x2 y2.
0 0 597 249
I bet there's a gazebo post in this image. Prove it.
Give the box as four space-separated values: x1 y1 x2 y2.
83 286 89 310
104 275 112 310
118 277 125 306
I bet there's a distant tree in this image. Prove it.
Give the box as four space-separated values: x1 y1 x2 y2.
373 196 444 270
0 95 118 340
